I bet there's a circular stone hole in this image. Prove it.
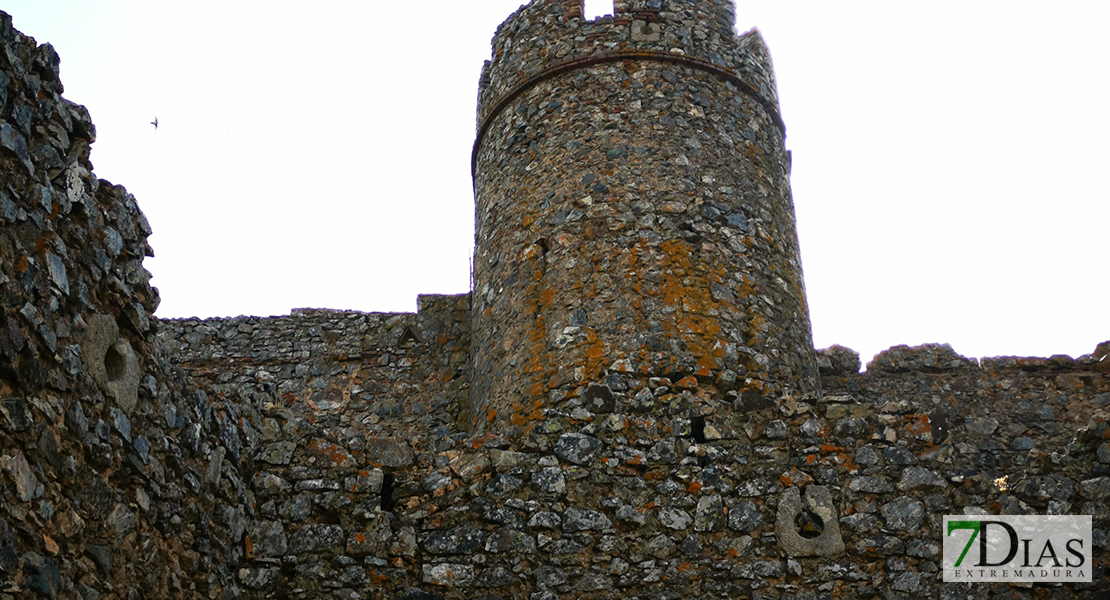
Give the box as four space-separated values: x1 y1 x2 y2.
795 508 825 539
104 344 126 382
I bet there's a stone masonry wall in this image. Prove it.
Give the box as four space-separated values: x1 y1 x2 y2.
470 0 820 435
160 297 471 598
3 3 1110 600
162 319 1110 599
1 12 253 600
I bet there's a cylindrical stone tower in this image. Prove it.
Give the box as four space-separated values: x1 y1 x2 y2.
469 0 819 433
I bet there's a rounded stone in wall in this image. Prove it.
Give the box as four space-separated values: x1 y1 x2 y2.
81 314 140 414
774 485 845 557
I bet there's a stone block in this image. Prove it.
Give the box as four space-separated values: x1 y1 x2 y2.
775 486 845 557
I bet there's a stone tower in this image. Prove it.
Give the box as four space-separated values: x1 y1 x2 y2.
466 0 816 432
469 0 820 433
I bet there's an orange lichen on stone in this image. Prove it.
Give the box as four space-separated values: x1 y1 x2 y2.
904 414 931 437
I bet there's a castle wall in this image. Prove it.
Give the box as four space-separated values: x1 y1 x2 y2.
2 4 1108 600
162 295 471 437
470 0 820 436
0 12 250 599
162 325 1110 599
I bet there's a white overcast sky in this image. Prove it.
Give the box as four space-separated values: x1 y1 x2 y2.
4 1 1108 365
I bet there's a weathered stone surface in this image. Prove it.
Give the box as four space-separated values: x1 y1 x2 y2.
658 508 692 531
347 469 384 494
527 512 561 530
531 466 566 495
849 476 893 494
728 500 764 532
22 552 61 599
562 508 612 533
1079 477 1110 499
106 503 136 538
0 397 31 432
258 441 296 465
367 438 415 468
84 544 112 576
81 315 140 414
400 588 444 600
0 6 1107 600
765 420 789 439
424 525 485 555
858 535 906 556
422 563 474 587
868 343 969 372
643 533 676 560
736 477 781 497
1 450 36 502
469 0 820 432
484 528 536 554
239 567 276 590
247 521 287 559
449 452 490 482
346 521 386 557
880 497 926 532
776 486 845 557
553 433 603 465
898 467 947 491
694 495 725 532
253 471 291 497
817 345 861 375
289 524 344 553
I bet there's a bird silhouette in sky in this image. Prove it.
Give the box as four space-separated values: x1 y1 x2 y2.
151 117 158 130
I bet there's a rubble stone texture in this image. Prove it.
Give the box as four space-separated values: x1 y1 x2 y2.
470 0 820 434
1 2 1108 600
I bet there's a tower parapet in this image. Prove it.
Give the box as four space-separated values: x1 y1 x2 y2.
470 0 820 433
475 0 782 170
476 0 779 124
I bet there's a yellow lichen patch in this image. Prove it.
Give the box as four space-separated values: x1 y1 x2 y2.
539 288 555 308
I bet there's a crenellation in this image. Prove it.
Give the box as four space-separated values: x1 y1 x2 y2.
1 3 1107 599
476 0 779 136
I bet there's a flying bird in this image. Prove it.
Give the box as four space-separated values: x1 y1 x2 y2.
151 117 158 130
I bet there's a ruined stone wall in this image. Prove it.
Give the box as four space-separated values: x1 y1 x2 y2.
162 322 1110 599
0 11 253 599
160 296 471 598
3 3 1109 600
470 0 820 435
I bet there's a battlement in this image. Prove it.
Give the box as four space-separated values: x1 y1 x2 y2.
476 0 780 146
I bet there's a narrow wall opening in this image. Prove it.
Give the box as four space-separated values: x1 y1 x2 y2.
795 508 825 539
583 0 614 20
381 471 395 511
690 416 706 444
105 344 126 381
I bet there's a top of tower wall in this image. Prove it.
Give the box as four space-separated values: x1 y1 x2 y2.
476 0 780 131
